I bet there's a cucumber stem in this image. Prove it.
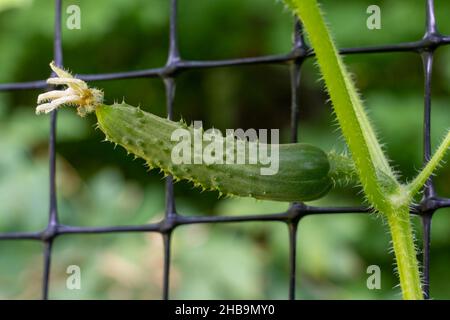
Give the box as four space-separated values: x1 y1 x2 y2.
327 152 358 187
282 0 430 299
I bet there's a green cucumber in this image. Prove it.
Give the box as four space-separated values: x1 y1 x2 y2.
37 62 355 202
96 103 333 202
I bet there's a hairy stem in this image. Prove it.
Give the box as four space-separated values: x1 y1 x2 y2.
283 0 424 299
387 207 423 300
408 130 450 198
327 152 358 187
284 0 394 213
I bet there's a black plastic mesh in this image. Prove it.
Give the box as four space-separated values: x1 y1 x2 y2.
0 0 449 300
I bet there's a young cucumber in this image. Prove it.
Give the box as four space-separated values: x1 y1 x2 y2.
36 62 354 202
96 103 333 202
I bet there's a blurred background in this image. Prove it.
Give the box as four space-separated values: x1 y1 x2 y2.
0 0 449 299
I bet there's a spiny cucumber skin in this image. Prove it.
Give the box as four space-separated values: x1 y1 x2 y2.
96 103 332 202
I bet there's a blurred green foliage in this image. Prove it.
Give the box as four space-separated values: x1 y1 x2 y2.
0 0 449 299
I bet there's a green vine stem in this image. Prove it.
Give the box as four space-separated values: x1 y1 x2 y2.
408 133 450 198
283 0 450 299
387 207 422 299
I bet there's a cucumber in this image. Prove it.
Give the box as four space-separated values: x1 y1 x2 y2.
96 103 333 202
36 62 353 202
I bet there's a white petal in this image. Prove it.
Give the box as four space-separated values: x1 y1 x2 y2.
36 95 80 114
47 77 88 91
50 62 74 79
37 90 66 103
36 103 54 114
